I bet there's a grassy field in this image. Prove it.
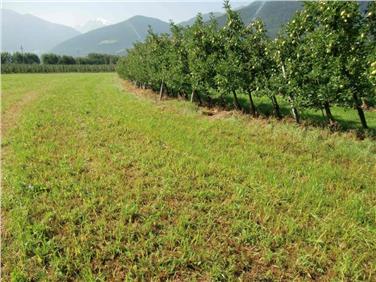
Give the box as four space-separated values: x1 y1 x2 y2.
2 73 376 281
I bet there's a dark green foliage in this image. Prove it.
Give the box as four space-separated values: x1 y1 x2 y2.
1 52 12 64
246 20 282 118
117 0 374 130
11 52 40 64
3 52 119 73
26 53 40 64
11 52 24 64
298 1 373 128
41 53 60 64
215 0 246 109
165 23 191 96
366 0 376 38
58 55 76 65
40 53 119 65
77 53 120 65
186 14 219 102
366 1 376 87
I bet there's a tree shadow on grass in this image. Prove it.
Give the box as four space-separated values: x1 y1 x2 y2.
202 93 376 138
301 111 376 137
163 87 375 138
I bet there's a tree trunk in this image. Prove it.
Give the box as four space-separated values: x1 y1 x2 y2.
190 89 195 102
362 98 370 110
291 106 300 124
248 92 257 116
159 79 164 100
321 108 325 120
280 63 288 119
353 93 368 129
181 91 187 100
271 95 282 119
281 64 299 122
196 91 202 105
165 85 169 97
179 91 187 100
323 102 335 124
288 97 300 124
220 95 226 107
232 90 241 110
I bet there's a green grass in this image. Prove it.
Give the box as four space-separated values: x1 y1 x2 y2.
2 73 376 281
227 93 376 133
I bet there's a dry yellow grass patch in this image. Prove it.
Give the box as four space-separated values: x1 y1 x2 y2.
1 91 40 136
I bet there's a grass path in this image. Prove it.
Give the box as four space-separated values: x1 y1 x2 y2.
2 73 376 281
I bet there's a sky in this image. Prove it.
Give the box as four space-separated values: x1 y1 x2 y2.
2 1 250 28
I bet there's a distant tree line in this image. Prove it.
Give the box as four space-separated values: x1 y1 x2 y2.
40 53 120 65
1 52 119 73
1 52 40 64
117 0 376 130
1 64 115 74
1 52 119 65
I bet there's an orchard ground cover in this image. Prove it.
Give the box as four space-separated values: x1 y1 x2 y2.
2 73 376 281
207 92 376 135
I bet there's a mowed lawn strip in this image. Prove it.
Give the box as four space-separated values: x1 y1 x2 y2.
2 73 376 281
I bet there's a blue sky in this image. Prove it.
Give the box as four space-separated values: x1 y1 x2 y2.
2 1 250 28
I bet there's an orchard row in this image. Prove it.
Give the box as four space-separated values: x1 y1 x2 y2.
117 1 376 129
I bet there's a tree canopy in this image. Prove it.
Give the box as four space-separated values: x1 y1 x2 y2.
115 1 374 129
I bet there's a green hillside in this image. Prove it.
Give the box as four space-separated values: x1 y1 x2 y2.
51 16 170 56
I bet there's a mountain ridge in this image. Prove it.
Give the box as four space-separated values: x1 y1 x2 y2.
75 18 110 33
51 15 171 56
1 9 80 54
5 1 370 56
51 1 302 55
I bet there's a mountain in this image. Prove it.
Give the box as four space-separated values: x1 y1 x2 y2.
177 1 303 37
216 1 303 37
1 9 80 54
51 16 170 56
50 1 371 56
180 12 222 26
216 1 369 37
76 18 110 33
